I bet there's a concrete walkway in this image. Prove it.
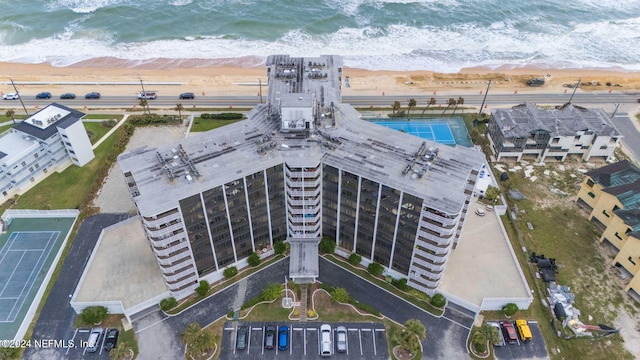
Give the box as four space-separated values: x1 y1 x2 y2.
92 114 129 149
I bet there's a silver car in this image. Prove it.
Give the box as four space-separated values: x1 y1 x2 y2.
335 326 347 353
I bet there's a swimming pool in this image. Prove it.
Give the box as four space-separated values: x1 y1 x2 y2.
369 117 472 147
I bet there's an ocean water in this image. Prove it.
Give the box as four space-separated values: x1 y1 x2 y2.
0 0 639 72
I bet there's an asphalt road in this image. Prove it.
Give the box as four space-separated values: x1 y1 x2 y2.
132 256 476 360
3 91 639 109
23 213 132 360
612 112 640 162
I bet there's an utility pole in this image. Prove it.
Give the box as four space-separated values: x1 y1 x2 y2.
139 79 150 114
10 79 29 117
568 78 581 104
478 79 491 116
611 104 620 119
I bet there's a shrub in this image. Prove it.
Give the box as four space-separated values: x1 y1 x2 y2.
195 280 210 297
100 119 117 128
407 289 430 302
348 253 362 266
160 297 177 311
293 309 300 316
241 295 263 310
199 113 243 120
223 266 238 278
367 262 384 277
80 306 109 325
248 252 261 267
128 114 180 126
354 301 381 316
330 287 351 303
273 241 287 255
430 293 446 308
472 330 487 353
502 303 519 317
261 283 283 301
318 237 336 254
391 277 409 291
307 310 317 317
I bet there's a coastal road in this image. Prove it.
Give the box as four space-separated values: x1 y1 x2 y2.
3 92 639 110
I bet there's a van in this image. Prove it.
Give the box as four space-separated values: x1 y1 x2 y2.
137 92 157 100
86 327 104 353
320 324 332 357
516 319 533 342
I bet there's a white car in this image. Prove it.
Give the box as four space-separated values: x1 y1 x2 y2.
3 93 19 100
320 324 332 357
137 92 157 100
475 208 486 217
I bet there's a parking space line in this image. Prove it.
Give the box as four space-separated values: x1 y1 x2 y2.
359 329 363 355
247 327 252 355
304 326 307 355
375 328 385 332
252 327 262 331
65 328 79 355
348 328 358 331
372 328 377 356
293 327 304 330
224 327 234 331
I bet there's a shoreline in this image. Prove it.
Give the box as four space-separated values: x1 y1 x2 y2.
2 58 640 98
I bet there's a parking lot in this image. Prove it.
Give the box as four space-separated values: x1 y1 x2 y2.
491 321 549 359
221 321 389 360
60 327 113 359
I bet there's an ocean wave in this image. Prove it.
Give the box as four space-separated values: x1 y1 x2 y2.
52 0 129 13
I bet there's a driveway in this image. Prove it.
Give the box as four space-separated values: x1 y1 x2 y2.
24 213 132 360
132 257 474 360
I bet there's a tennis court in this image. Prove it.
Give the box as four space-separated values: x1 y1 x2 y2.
0 231 59 322
370 117 473 147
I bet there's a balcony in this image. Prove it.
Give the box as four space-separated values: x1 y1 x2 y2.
157 252 192 268
286 177 321 188
418 221 454 235
288 206 320 215
166 275 198 291
414 246 449 263
287 188 321 198
143 211 182 229
287 197 321 207
411 257 445 273
416 228 454 245
285 167 321 178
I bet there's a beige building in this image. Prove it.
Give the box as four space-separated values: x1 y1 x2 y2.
576 160 640 300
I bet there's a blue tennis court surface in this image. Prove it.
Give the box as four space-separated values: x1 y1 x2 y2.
0 231 59 322
369 117 473 147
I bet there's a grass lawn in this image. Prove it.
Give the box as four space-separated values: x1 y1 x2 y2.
3 123 120 210
82 121 116 144
190 118 241 132
488 160 636 360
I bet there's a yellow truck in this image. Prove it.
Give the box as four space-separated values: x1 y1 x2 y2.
516 319 533 342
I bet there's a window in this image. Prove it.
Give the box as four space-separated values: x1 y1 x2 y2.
43 168 48 173
29 177 35 182
600 145 608 150
21 161 26 166
34 153 39 159
29 167 34 173
587 192 595 199
34 164 39 169
602 209 610 218
629 257 637 266
586 179 594 187
615 232 623 240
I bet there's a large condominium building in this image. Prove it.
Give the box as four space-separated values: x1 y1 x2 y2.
576 160 640 301
487 102 621 162
118 55 486 299
0 103 94 201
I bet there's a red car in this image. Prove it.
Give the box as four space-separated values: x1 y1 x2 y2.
501 321 518 344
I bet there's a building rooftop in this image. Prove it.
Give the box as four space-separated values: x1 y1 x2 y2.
0 131 40 166
491 102 621 139
13 103 85 140
586 160 640 187
118 55 485 216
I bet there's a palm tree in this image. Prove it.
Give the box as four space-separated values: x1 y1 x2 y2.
400 319 426 353
441 98 456 116
480 323 500 346
5 109 15 124
420 97 437 116
391 101 401 117
109 341 133 360
139 99 149 115
451 96 464 117
175 103 184 121
182 322 216 356
182 322 201 355
407 98 416 120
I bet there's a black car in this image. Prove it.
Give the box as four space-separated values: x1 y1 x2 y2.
60 93 76 99
103 328 119 351
179 92 195 100
264 325 276 350
85 92 101 99
35 92 51 99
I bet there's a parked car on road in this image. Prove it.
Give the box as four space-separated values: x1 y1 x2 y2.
335 325 347 353
103 328 119 351
86 327 104 353
516 319 532 342
3 93 19 100
320 324 332 357
278 325 289 351
60 93 76 99
35 92 51 99
501 321 518 344
179 92 195 100
236 326 248 350
85 92 101 99
264 325 276 350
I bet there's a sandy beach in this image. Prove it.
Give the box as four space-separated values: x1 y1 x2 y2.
2 58 640 100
